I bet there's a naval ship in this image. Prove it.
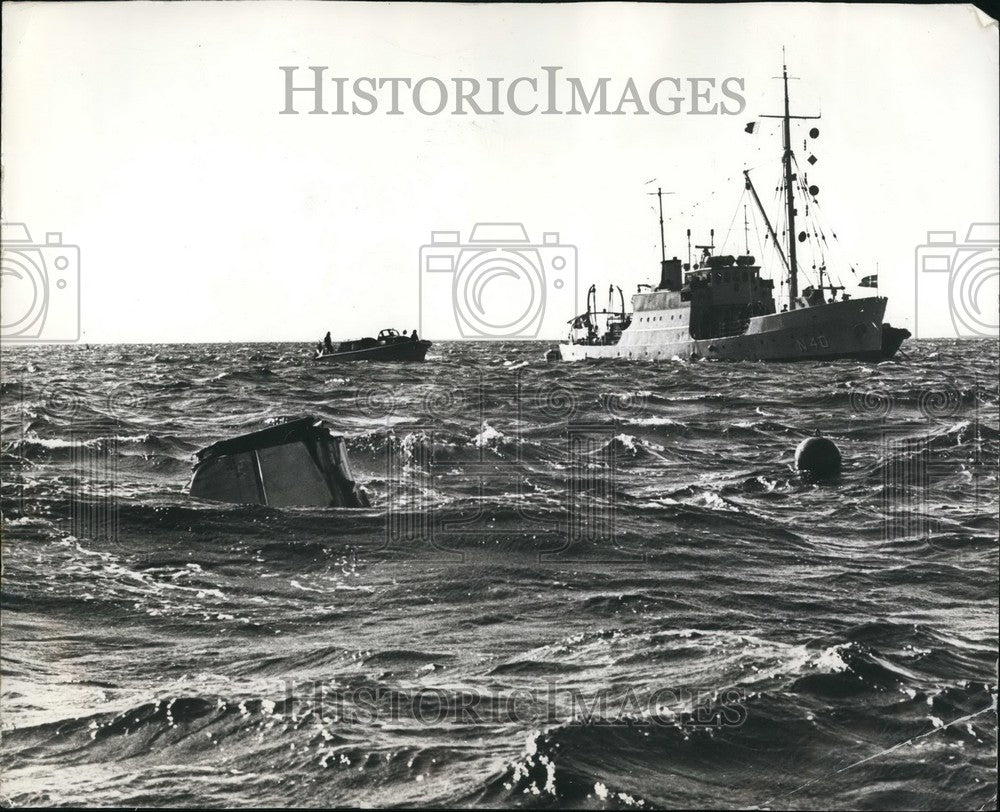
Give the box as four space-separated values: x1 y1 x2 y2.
558 64 910 363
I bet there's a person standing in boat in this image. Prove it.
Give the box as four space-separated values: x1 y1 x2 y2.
323 332 334 353
411 329 419 341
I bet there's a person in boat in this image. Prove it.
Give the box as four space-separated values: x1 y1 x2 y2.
323 332 334 353
411 329 419 341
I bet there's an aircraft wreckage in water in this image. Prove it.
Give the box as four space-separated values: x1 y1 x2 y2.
189 417 369 508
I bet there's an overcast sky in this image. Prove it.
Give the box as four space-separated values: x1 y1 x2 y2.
2 2 997 343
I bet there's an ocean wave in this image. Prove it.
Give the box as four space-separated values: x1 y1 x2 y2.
1 338 996 808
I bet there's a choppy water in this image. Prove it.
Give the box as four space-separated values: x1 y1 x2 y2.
1 339 997 809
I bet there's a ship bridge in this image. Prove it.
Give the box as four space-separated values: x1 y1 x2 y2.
627 253 776 343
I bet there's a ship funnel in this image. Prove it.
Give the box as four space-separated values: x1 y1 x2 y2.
658 257 683 292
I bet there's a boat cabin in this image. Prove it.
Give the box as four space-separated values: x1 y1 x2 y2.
681 254 776 339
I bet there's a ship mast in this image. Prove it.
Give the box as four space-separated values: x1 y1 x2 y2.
781 63 799 308
761 55 820 310
648 186 674 263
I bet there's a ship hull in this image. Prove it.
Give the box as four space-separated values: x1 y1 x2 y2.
316 340 431 363
559 297 904 362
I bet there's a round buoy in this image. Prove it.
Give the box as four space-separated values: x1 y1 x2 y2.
809 127 820 138
795 435 842 479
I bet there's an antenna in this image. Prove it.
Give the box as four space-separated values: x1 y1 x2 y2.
694 229 715 261
658 188 666 263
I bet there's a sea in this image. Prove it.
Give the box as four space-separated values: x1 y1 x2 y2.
1 338 997 809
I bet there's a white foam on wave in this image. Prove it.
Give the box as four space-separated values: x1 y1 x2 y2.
505 730 558 796
16 432 154 450
471 421 505 448
612 433 666 455
701 491 739 512
18 434 76 449
625 415 684 427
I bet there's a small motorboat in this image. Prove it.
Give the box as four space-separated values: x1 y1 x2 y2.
314 328 431 362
